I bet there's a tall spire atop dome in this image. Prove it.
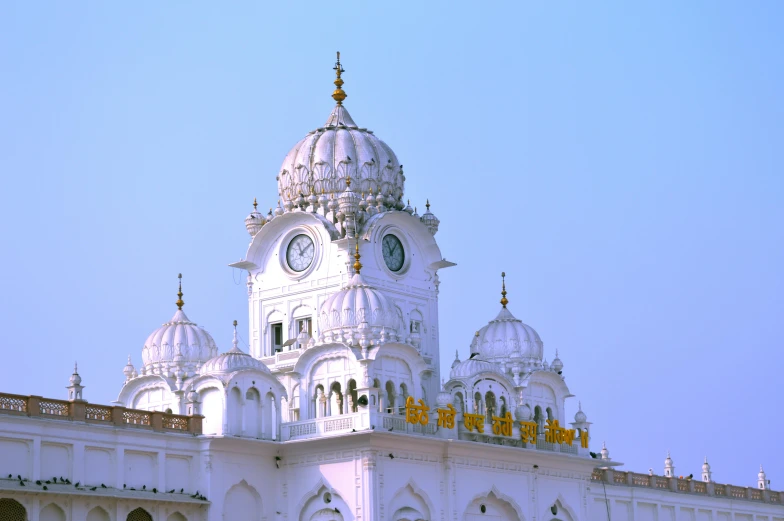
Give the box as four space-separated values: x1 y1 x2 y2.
332 51 347 105
176 273 184 310
500 272 508 308
353 243 363 275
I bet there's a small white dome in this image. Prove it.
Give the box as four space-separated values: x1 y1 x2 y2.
574 402 587 423
245 199 264 237
436 388 452 408
515 403 532 421
474 307 543 364
551 350 563 373
200 345 269 376
318 274 400 344
142 309 218 369
277 104 404 205
449 357 499 380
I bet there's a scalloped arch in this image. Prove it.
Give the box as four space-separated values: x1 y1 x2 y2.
464 486 525 521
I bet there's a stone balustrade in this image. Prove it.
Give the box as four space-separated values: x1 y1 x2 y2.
591 469 782 505
0 392 203 435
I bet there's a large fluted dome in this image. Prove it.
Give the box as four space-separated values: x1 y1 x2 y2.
277 105 404 204
142 309 218 370
472 307 543 365
318 273 401 345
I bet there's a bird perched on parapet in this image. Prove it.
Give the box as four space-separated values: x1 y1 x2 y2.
43 486 48 490
142 485 146 490
36 480 41 485
75 482 80 488
388 453 394 459
101 484 107 488
168 489 175 494
90 487 97 491
687 474 693 480
334 508 340 513
589 452 597 459
18 481 24 487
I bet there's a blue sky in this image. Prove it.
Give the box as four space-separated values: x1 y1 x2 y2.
1 2 782 487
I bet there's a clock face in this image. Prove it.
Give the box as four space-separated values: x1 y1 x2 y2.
382 234 404 272
286 234 315 272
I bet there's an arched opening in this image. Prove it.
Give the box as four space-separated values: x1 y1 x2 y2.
314 384 326 419
534 405 544 436
0 499 26 521
126 507 153 521
266 391 277 440
374 379 383 412
167 513 188 521
473 392 483 415
453 392 464 414
546 407 554 421
87 506 110 521
465 490 521 520
329 382 343 416
224 480 262 521
347 379 358 413
244 387 261 438
385 381 396 414
485 391 496 423
309 508 344 521
398 383 408 415
229 386 243 435
40 503 65 521
499 396 507 417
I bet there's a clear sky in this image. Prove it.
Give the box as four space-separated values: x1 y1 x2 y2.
1 2 782 488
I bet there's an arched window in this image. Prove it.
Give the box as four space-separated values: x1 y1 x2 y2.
499 396 507 417
87 506 111 521
0 499 26 521
290 384 300 421
314 384 326 419
40 503 65 521
244 387 261 438
168 513 188 521
265 391 277 440
484 391 496 423
398 383 408 415
330 382 343 416
473 392 483 415
385 381 396 414
453 392 464 414
347 379 358 413
546 407 554 421
229 386 243 435
534 405 544 434
126 507 153 521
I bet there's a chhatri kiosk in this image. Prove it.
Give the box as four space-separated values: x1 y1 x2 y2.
0 54 780 521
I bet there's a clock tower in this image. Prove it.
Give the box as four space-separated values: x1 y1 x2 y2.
231 53 455 428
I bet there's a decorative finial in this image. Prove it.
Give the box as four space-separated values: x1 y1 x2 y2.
332 52 347 105
353 243 363 274
253 198 258 210
232 320 239 350
426 199 431 211
73 362 78 374
176 273 184 310
346 176 352 188
500 272 508 308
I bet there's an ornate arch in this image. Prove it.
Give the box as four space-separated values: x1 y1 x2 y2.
388 479 435 521
86 506 111 521
542 494 577 521
0 499 26 521
295 477 351 521
223 479 263 520
464 486 525 521
115 374 175 406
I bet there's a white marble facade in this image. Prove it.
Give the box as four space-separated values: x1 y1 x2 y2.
0 56 780 521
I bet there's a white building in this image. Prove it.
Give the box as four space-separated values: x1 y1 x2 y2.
0 54 781 521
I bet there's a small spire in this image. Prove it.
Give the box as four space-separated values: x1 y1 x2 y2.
73 362 78 374
332 52 347 105
176 273 184 310
353 243 363 274
232 320 239 350
253 197 258 210
426 199 431 211
455 349 459 360
500 272 508 308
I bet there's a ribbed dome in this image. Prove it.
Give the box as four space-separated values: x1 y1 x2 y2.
449 358 499 380
200 345 269 376
142 310 218 369
277 105 404 204
474 307 543 365
318 273 400 345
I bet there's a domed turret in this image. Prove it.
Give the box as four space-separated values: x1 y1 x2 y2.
449 358 498 380
515 403 532 421
664 450 675 477
574 401 587 423
436 381 452 408
277 54 404 205
472 274 543 365
318 249 400 345
758 465 769 490
141 275 218 375
420 200 440 235
701 457 712 482
200 321 269 377
245 198 264 236
601 442 610 461
551 350 563 373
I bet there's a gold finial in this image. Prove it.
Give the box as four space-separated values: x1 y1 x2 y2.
346 176 352 188
426 199 431 211
176 273 184 310
233 320 238 327
252 198 258 210
332 52 347 105
500 272 508 308
353 243 363 274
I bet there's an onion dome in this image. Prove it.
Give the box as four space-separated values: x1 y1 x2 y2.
420 200 440 235
277 54 404 206
664 450 674 472
436 381 452 408
123 356 135 380
449 358 498 380
758 465 767 482
338 178 361 215
473 273 543 365
515 403 532 421
574 401 587 423
551 349 564 373
200 321 269 376
245 198 264 236
69 363 82 386
601 442 610 460
403 199 413 215
318 250 400 345
187 389 199 403
702 457 711 474
141 275 218 373
451 350 461 369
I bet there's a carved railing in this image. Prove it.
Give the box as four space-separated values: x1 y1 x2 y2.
0 392 202 434
592 468 781 504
